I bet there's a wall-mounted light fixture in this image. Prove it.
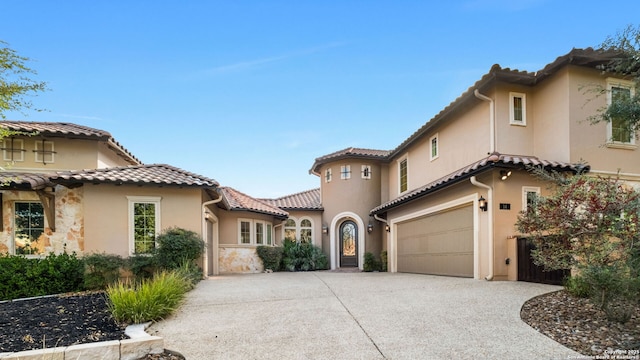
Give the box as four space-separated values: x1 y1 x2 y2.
385 224 391 232
500 170 512 181
367 223 373 233
322 225 328 234
479 196 488 212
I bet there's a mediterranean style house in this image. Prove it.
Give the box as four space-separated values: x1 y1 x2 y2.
1 48 638 281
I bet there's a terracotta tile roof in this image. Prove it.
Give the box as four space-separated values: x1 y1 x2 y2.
261 188 322 210
370 153 588 215
51 164 219 188
387 48 622 159
0 121 140 165
310 147 390 174
0 172 56 190
219 187 288 219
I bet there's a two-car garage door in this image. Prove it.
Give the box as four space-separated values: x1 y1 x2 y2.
396 205 474 277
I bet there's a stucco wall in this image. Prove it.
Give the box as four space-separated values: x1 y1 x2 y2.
83 184 204 257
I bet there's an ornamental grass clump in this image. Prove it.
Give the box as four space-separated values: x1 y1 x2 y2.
107 270 191 324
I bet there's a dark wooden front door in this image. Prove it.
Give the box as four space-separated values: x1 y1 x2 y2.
340 220 358 267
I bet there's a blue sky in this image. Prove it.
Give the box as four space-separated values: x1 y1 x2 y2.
1 1 638 198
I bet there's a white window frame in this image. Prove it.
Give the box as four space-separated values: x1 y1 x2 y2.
606 78 636 146
2 138 24 162
398 156 408 194
239 219 274 245
430 133 439 161
325 168 332 183
509 92 527 126
299 217 314 243
127 196 161 255
284 218 297 241
281 217 314 244
522 187 540 212
34 140 55 164
340 165 351 180
361 165 371 180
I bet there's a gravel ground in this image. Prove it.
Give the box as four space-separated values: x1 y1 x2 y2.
521 290 640 356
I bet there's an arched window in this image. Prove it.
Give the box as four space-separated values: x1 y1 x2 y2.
300 219 312 243
284 219 297 241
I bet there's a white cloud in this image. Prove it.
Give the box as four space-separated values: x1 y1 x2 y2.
206 41 348 75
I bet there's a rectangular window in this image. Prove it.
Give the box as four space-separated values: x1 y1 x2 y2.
266 224 273 245
128 196 161 255
240 220 251 244
239 219 274 245
607 79 635 144
2 138 25 162
399 157 408 193
510 92 526 126
430 134 439 160
325 168 332 183
340 165 351 180
256 222 264 245
522 187 540 212
34 140 55 164
14 202 45 255
361 165 371 179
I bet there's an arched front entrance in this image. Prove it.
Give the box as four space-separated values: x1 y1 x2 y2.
339 220 358 267
329 212 365 270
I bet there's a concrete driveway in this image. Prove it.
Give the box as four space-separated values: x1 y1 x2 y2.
148 272 580 360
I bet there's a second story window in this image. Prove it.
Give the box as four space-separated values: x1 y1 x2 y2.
607 79 635 145
430 134 439 161
399 157 408 193
361 165 371 180
34 140 55 164
509 92 527 126
340 165 351 180
2 138 25 162
325 168 332 183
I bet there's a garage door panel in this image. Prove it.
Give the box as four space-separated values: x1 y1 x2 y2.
397 205 473 277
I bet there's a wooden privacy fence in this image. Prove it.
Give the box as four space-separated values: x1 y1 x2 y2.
517 237 570 285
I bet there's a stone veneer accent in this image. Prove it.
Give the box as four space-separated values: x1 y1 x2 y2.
218 245 264 273
0 185 84 255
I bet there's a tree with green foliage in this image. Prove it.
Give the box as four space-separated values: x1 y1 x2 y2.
587 25 640 140
516 170 640 322
0 40 48 119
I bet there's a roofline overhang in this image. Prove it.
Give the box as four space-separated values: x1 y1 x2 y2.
370 160 589 216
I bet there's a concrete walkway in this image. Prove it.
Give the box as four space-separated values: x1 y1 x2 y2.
148 272 581 360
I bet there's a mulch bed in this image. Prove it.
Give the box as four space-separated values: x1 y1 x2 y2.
521 290 640 356
0 292 126 353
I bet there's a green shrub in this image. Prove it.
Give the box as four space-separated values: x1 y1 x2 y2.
281 239 328 272
581 264 640 323
363 252 380 272
0 252 84 300
256 246 283 271
380 250 388 272
155 227 205 271
564 275 591 298
107 270 191 324
83 253 125 290
128 254 158 281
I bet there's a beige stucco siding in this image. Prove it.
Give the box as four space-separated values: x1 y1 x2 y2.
83 185 204 257
495 83 536 156
320 160 383 261
568 67 640 176
387 101 491 201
